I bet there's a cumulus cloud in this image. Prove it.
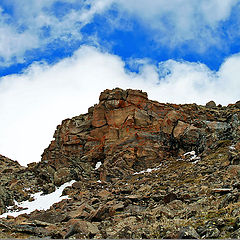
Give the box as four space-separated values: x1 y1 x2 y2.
0 45 240 165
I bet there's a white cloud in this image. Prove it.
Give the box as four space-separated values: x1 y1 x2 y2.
0 0 112 66
0 0 239 65
199 0 236 23
112 0 239 50
0 45 240 166
0 24 39 65
114 0 237 26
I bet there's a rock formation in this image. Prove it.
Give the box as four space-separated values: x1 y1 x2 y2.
0 88 240 239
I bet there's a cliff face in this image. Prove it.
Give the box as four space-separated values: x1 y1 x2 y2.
0 88 240 239
39 88 240 184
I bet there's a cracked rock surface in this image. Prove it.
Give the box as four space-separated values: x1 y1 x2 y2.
0 88 240 239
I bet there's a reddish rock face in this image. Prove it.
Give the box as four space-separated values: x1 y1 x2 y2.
92 105 106 128
105 105 136 127
1 88 240 239
38 88 240 184
173 121 190 139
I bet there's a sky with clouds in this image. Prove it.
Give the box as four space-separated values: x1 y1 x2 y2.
0 0 240 165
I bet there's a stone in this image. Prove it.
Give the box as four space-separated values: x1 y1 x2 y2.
181 126 201 147
29 210 67 224
178 226 200 239
235 141 240 151
163 193 178 203
110 202 124 213
206 100 216 108
99 88 127 101
162 110 181 135
65 219 99 239
173 121 189 139
97 190 112 199
105 99 130 109
105 105 135 127
88 205 112 221
126 89 148 107
235 100 240 108
42 183 55 194
228 165 240 177
90 125 109 140
212 188 232 193
202 227 220 238
54 168 71 186
92 105 107 128
0 186 14 214
134 109 151 127
231 228 240 239
67 203 95 219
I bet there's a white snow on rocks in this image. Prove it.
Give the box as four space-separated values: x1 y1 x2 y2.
0 180 76 218
182 151 201 163
229 145 236 151
95 161 102 170
133 164 162 175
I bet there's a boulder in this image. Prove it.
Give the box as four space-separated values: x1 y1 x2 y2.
178 226 200 239
235 100 240 108
65 219 99 239
206 100 216 108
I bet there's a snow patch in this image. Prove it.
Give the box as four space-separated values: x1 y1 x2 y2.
229 145 236 151
181 151 201 163
133 164 162 175
95 161 102 170
0 180 76 218
184 151 196 157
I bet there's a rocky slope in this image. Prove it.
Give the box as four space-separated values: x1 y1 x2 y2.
0 88 240 239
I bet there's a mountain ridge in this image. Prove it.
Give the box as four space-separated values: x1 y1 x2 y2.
0 88 240 239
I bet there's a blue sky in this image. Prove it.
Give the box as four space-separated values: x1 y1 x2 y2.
1 0 240 74
1 0 240 165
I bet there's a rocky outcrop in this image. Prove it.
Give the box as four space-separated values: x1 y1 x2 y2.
37 88 240 183
0 88 240 239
